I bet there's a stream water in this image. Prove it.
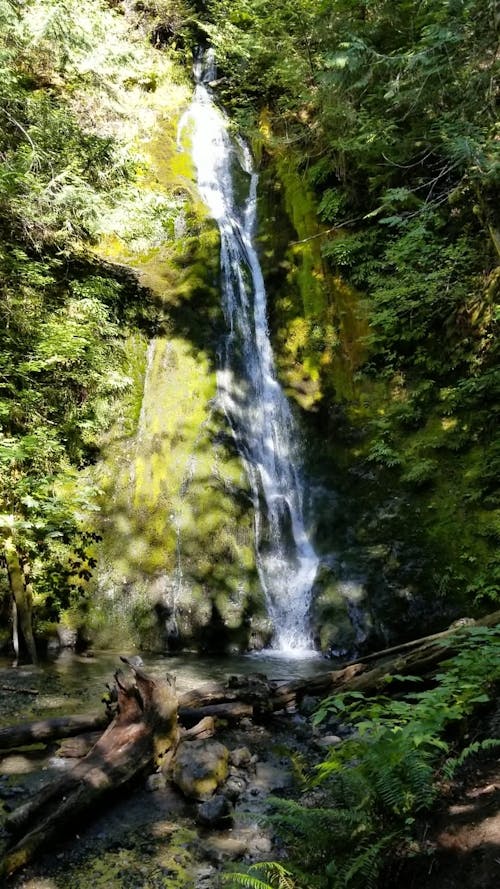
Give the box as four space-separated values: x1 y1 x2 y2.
179 51 319 653
0 649 326 728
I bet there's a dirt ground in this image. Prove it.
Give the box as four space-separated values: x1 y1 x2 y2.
396 754 500 889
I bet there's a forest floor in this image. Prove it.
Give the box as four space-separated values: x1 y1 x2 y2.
396 753 500 889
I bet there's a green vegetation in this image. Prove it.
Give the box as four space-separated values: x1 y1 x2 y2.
0 0 196 656
0 0 264 657
0 3 498 887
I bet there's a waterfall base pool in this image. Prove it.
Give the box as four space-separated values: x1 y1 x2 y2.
0 649 329 727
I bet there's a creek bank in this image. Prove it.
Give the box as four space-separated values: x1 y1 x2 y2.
3 697 315 888
3 614 500 882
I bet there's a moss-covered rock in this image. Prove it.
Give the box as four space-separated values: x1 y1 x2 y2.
172 739 229 801
84 80 264 653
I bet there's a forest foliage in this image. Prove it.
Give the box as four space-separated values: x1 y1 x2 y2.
0 0 192 657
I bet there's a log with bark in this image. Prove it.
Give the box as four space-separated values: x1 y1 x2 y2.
268 609 500 713
0 713 110 752
0 661 179 879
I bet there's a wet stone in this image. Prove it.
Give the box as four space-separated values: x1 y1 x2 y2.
197 794 233 828
146 773 167 792
223 776 246 802
314 734 342 748
230 747 252 768
200 834 247 862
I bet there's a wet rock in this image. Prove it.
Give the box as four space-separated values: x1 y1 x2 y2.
253 761 293 794
173 739 229 801
230 746 252 768
146 772 167 792
200 834 247 862
299 695 318 716
223 776 246 801
197 794 233 828
252 835 272 855
194 864 218 887
314 734 342 748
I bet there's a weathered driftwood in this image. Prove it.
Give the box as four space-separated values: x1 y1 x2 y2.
181 715 215 741
179 701 254 726
1 664 179 879
0 712 109 752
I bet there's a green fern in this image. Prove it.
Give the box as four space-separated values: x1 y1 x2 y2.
442 738 500 779
223 862 297 889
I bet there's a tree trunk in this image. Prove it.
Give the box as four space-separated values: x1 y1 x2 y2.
4 538 37 665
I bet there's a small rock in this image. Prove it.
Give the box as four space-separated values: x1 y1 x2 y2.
314 734 342 748
254 761 292 793
240 718 253 731
299 695 318 716
201 835 247 862
230 747 252 768
197 794 233 827
224 777 246 801
194 864 217 887
252 835 272 855
146 773 167 792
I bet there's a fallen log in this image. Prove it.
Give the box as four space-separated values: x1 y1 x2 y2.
1 611 499 877
1 665 179 879
179 701 254 727
0 712 109 752
268 609 500 712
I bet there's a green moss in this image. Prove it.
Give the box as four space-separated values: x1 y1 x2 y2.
83 81 263 652
44 824 197 889
257 138 370 411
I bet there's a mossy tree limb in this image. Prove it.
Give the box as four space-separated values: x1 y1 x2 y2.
3 537 37 665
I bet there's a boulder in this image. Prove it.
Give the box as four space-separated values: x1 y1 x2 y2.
172 739 229 801
197 794 233 828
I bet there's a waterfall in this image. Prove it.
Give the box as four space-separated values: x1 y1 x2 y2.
179 49 319 652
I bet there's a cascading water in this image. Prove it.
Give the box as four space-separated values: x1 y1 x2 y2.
179 50 319 652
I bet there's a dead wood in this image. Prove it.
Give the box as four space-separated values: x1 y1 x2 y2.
0 713 109 752
0 685 39 696
1 666 179 879
1 610 499 878
268 609 500 712
181 716 215 741
179 701 254 726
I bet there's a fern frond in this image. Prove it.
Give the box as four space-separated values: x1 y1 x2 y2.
442 738 500 779
223 861 297 889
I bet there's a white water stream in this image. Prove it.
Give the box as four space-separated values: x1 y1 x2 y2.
179 51 319 652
